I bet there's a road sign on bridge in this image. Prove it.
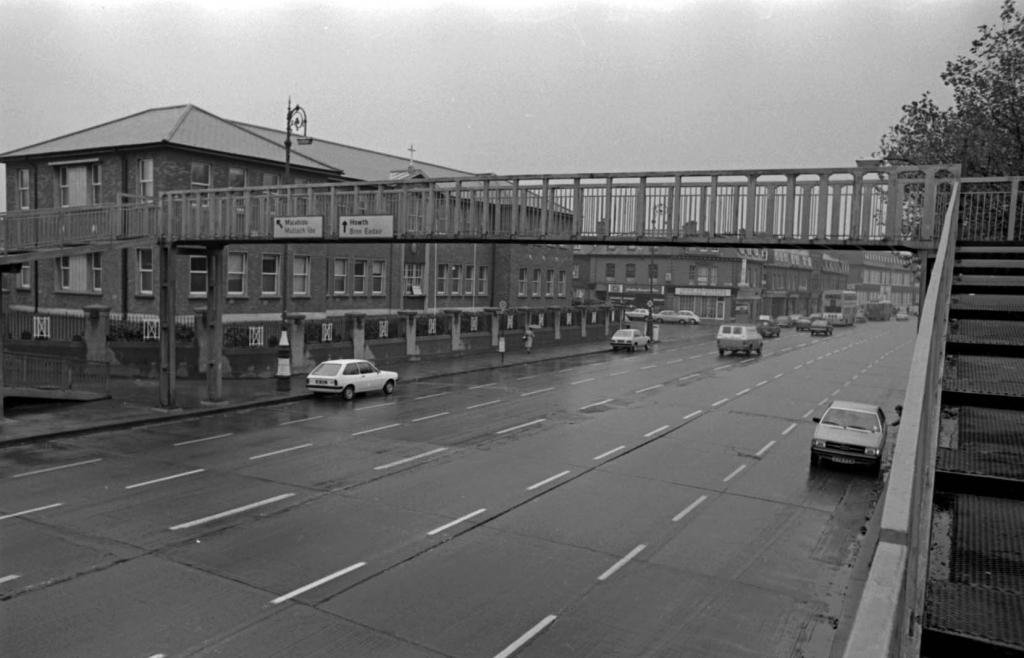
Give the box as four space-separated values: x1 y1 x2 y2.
273 216 323 239
339 215 394 238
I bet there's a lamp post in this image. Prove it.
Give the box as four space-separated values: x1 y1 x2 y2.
276 99 309 392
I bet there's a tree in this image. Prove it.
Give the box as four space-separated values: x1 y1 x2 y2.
878 0 1024 176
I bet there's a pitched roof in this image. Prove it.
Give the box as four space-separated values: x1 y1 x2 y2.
1 104 473 181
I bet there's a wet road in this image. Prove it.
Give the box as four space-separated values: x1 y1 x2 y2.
0 321 916 657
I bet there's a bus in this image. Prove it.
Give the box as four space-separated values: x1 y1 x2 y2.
821 290 858 326
865 299 894 321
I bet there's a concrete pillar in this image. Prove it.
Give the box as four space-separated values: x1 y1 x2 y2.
350 313 366 359
549 306 562 341
83 305 111 363
400 310 420 360
580 306 589 338
604 306 612 335
446 310 462 352
488 308 501 347
287 313 307 373
202 246 224 402
158 243 177 408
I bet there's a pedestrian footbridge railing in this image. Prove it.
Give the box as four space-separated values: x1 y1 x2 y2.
843 181 960 657
157 165 959 249
0 202 157 257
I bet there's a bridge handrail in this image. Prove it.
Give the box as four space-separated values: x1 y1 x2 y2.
842 181 959 657
0 202 157 255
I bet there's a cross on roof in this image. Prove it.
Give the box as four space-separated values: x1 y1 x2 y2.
408 144 416 166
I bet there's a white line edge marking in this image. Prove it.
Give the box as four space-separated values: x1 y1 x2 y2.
636 384 663 393
756 440 776 457
271 562 367 604
0 574 21 585
0 502 64 521
571 377 596 385
427 508 487 536
175 432 232 446
415 392 449 400
782 422 797 436
355 402 395 411
279 415 322 426
684 410 702 420
711 398 729 407
723 464 747 482
598 544 646 581
469 382 498 389
527 470 571 491
673 494 708 522
250 443 313 460
594 446 625 460
374 447 448 470
496 419 545 435
12 458 102 478
412 411 451 423
521 387 555 397
736 388 750 396
467 399 502 410
352 423 402 436
125 469 205 490
169 493 295 530
580 399 613 410
644 424 670 438
494 615 558 658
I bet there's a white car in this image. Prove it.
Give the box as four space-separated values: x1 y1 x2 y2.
810 400 888 474
653 309 700 324
624 307 651 321
610 328 651 352
716 324 763 356
306 358 398 400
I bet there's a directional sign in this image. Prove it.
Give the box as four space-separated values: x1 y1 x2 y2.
339 215 394 239
273 216 323 239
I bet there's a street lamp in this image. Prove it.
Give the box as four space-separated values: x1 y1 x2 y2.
276 99 311 392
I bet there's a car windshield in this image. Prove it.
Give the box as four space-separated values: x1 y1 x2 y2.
820 408 879 432
613 330 633 338
310 363 342 377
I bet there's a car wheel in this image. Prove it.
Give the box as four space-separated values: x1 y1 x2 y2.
342 385 355 401
644 343 650 351
718 349 725 356
756 345 762 355
630 343 636 352
383 380 395 395
811 453 820 466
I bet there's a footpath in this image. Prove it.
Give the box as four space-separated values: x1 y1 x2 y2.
0 339 618 447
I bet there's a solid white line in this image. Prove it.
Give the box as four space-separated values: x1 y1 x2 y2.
0 502 64 521
279 415 322 426
756 380 768 387
679 374 699 381
169 493 295 530
469 382 498 390
250 443 313 460
713 365 731 371
736 388 750 396
12 458 102 478
521 387 554 397
125 469 205 490
352 423 402 437
494 615 558 658
527 470 570 491
571 377 595 385
0 574 20 585
782 423 797 436
496 419 545 435
636 384 663 394
711 398 729 407
580 399 613 410
673 494 708 522
412 411 450 423
756 440 776 457
723 464 747 482
271 562 366 604
415 392 449 400
355 402 396 410
175 432 233 446
818 397 829 406
594 446 626 460
802 409 815 418
684 410 702 420
427 508 487 536
374 447 448 470
773 373 784 379
467 399 502 410
644 424 670 438
598 544 646 581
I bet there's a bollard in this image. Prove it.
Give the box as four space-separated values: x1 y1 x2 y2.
276 325 291 392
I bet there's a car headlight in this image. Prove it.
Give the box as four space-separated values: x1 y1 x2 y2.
865 447 880 456
812 439 825 447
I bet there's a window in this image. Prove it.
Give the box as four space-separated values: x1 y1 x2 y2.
371 260 385 295
228 167 246 188
532 269 541 296
605 263 615 278
59 166 93 207
648 264 658 281
437 263 449 295
333 258 347 294
545 269 554 296
189 255 208 297
190 162 211 190
292 255 311 296
464 265 474 294
404 262 424 294
353 260 367 294
262 172 280 186
56 254 102 292
572 264 580 280
477 265 488 294
262 254 280 295
625 263 636 280
518 268 528 296
91 164 102 203
17 169 30 209
451 265 462 294
138 159 154 198
558 271 567 296
227 253 246 296
137 249 153 295
16 264 31 289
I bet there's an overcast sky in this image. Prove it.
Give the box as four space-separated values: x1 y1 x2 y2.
0 0 999 210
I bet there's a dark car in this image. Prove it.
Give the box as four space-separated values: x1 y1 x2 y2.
776 315 794 328
809 318 833 336
756 318 781 338
793 315 811 332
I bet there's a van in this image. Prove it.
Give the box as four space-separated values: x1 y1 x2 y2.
716 324 763 356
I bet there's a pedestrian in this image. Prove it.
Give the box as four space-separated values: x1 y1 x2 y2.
891 404 903 427
522 326 534 354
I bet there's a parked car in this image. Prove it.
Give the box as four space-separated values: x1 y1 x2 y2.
895 310 910 321
716 324 763 356
776 315 794 327
810 400 888 474
610 328 651 352
306 359 398 400
652 309 700 324
624 307 651 321
793 315 811 332
756 318 781 338
809 318 833 336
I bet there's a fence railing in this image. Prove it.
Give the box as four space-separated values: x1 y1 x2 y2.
959 177 1023 241
0 202 157 254
3 351 109 396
